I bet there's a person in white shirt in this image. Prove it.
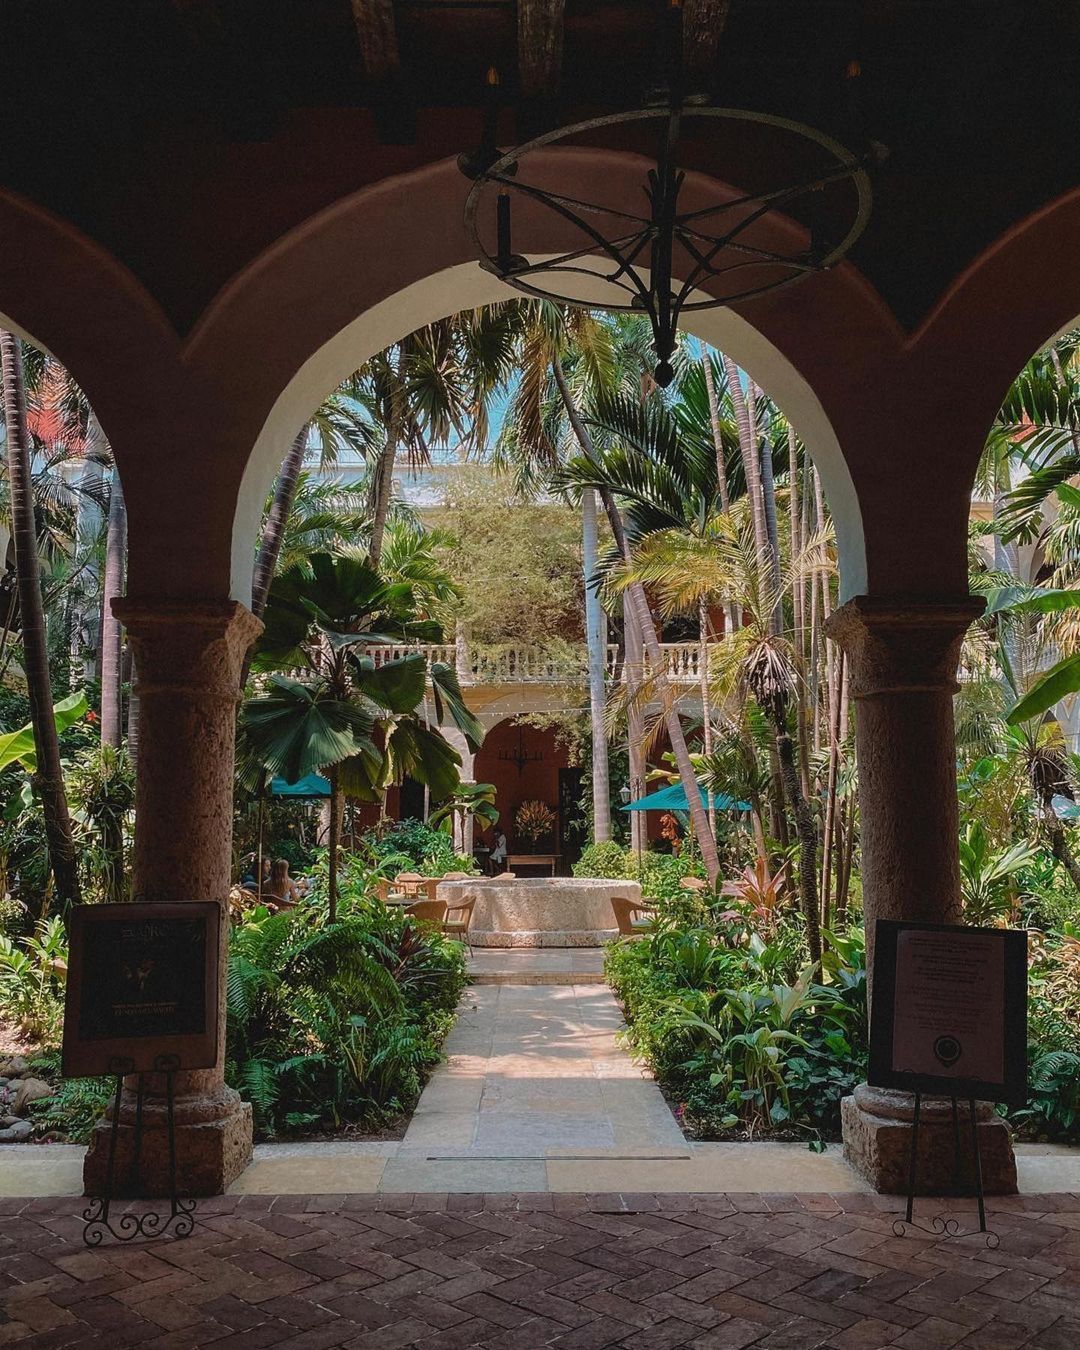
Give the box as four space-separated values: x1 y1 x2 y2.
490 829 508 873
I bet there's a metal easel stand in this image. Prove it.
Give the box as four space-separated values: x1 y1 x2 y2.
892 1091 999 1248
82 1054 197 1246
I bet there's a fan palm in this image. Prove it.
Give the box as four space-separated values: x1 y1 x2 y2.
244 552 481 917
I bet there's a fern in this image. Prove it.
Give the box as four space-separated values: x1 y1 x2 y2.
222 903 465 1138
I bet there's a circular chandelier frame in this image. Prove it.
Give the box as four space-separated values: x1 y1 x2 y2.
463 98 876 385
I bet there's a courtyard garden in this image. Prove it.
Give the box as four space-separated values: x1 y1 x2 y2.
2 307 1080 1151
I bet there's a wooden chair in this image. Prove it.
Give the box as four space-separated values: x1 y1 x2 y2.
394 871 426 899
404 898 447 925
440 871 472 882
373 878 392 903
679 876 709 892
442 895 477 952
611 897 657 938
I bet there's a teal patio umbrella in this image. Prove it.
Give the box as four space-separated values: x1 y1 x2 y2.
270 773 332 799
621 782 750 813
251 775 333 901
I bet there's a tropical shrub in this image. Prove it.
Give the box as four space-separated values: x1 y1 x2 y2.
360 818 474 877
0 917 67 1042
27 1051 113 1143
574 843 709 921
224 900 467 1138
605 922 867 1142
959 821 1040 924
1014 932 1080 1141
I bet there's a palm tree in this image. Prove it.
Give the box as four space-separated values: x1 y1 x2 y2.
252 427 310 620
497 303 621 842
99 449 126 748
243 552 481 917
0 329 81 911
252 389 380 618
362 308 523 568
991 335 1080 546
557 372 796 884
617 507 827 965
551 362 723 884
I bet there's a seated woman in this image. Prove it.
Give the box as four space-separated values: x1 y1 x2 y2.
264 857 302 910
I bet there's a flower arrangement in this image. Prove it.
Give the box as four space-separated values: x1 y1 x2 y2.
514 800 556 846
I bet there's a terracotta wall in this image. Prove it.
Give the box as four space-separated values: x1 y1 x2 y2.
474 721 568 854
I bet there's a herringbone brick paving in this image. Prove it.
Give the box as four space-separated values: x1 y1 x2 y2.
2 1193 1079 1349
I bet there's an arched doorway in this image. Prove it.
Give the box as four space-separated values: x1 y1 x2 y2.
472 717 572 874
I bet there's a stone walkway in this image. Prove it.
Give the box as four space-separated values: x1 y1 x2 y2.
2 1192 1080 1347
376 978 689 1194
5 956 1080 1198
467 950 607 984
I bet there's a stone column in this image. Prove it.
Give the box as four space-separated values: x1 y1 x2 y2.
441 729 476 859
826 595 1017 1195
84 600 262 1198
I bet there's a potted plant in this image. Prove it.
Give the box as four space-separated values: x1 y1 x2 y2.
514 800 556 851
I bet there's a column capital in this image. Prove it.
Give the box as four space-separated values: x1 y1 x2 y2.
113 598 262 697
825 594 984 698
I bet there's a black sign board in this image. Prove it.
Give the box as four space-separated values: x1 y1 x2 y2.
869 920 1027 1106
62 901 220 1077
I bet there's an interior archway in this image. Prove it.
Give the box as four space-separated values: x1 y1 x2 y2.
232 263 866 604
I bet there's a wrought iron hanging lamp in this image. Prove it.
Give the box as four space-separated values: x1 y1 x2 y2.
461 1 881 387
499 724 543 776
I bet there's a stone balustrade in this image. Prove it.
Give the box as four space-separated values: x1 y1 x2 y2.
367 641 711 684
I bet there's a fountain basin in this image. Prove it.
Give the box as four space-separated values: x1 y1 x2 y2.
436 876 642 947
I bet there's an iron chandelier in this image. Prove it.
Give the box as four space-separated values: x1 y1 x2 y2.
461 1 878 387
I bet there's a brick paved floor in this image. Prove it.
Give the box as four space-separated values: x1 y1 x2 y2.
2 1192 1080 1348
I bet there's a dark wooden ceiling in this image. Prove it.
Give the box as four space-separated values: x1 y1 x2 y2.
2 0 1078 332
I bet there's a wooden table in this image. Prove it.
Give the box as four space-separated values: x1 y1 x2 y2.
505 854 561 876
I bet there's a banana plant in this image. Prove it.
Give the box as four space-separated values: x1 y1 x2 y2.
428 780 499 839
0 689 87 774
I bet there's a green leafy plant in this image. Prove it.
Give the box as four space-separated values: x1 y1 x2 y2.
428 783 498 839
223 899 466 1138
606 916 867 1142
0 916 67 1041
359 819 474 877
959 821 1040 924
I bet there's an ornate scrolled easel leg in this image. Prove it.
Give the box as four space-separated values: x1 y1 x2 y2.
893 1092 997 1248
81 1055 196 1245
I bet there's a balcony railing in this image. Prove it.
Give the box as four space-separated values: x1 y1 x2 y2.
369 642 710 684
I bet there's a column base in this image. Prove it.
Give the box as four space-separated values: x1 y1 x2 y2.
83 1086 252 1199
841 1085 1017 1195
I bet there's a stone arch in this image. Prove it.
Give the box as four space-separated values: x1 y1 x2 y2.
174 155 881 606
229 258 868 602
0 190 180 456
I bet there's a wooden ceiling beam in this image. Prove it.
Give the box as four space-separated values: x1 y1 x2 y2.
349 0 414 142
682 0 731 93
517 0 565 101
516 0 565 136
350 0 400 83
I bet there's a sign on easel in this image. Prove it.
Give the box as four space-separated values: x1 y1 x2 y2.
62 901 220 1078
869 919 1028 1106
